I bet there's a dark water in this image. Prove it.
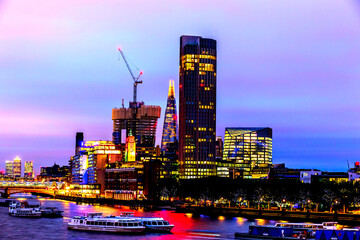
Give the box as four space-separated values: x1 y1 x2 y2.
0 194 277 240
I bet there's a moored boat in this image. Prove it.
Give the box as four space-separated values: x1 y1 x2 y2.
275 222 338 231
235 225 311 239
40 207 63 218
67 212 145 234
9 201 41 218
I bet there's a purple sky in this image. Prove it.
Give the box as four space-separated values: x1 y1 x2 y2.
1 0 360 174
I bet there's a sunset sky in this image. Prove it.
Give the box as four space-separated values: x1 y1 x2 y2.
1 0 360 173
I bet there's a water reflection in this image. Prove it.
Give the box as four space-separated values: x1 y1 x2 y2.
0 194 278 239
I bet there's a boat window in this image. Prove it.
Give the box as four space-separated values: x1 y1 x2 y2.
158 221 163 225
134 223 138 226
94 221 98 225
123 223 128 227
164 221 169 225
128 223 134 226
115 222 118 226
107 222 113 226
118 222 123 226
152 221 157 225
80 220 83 224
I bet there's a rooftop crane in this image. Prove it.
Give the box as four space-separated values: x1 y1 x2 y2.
117 48 143 104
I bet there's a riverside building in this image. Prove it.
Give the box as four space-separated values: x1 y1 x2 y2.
222 127 273 179
70 140 122 194
179 35 217 179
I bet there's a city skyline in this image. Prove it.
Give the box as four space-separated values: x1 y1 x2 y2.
1 0 360 172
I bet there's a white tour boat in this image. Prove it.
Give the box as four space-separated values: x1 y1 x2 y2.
9 201 41 218
67 212 145 233
119 212 174 232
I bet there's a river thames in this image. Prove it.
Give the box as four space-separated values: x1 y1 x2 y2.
0 194 278 240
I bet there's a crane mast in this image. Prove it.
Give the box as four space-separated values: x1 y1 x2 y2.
117 48 143 104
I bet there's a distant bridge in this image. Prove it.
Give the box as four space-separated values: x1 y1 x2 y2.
0 181 61 198
0 187 55 198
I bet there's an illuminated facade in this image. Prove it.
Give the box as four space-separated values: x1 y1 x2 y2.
112 102 161 147
5 161 13 177
13 156 21 178
24 161 34 178
70 140 122 194
179 35 217 179
161 79 178 152
222 128 273 179
125 132 136 162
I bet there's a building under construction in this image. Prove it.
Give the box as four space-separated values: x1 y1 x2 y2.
112 102 161 147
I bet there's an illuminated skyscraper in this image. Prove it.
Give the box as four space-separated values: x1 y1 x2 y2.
24 161 34 178
13 156 21 178
179 35 217 179
222 128 273 178
161 80 178 152
5 160 13 177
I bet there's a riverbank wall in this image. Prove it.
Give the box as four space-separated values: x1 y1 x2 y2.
176 206 360 225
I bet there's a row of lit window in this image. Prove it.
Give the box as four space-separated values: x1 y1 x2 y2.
182 54 216 60
185 168 213 172
199 105 214 109
198 138 212 142
184 161 216 165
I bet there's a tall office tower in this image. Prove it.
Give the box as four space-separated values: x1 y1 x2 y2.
24 161 34 178
179 35 217 179
5 160 13 177
112 102 161 147
222 128 273 178
161 80 178 152
13 156 21 178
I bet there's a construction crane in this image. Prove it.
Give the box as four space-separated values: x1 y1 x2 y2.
117 48 143 104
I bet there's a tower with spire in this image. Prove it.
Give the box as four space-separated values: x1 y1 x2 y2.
161 80 178 153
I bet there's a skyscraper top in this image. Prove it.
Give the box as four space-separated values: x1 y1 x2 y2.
168 79 175 97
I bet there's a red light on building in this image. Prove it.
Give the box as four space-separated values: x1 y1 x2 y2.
200 83 204 87
356 161 359 166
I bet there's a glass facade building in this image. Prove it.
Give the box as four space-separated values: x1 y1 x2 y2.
13 156 21 178
179 35 217 179
161 79 178 152
5 160 13 177
222 128 272 178
24 161 34 178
